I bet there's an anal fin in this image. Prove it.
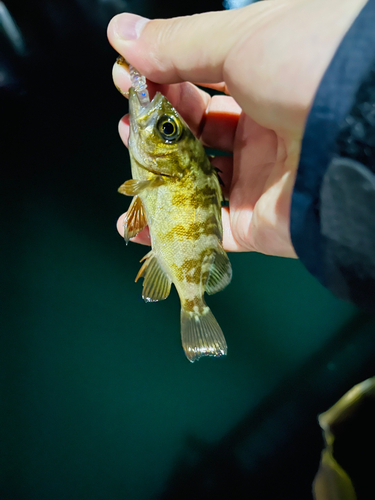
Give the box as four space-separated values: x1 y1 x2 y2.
205 247 232 295
181 306 227 362
135 251 171 302
123 195 147 243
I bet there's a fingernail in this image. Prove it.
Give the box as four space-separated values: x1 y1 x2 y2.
115 13 149 41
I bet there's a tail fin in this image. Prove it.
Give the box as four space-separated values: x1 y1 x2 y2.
181 306 227 363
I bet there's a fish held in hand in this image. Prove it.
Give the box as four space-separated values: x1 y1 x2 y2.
118 69 232 362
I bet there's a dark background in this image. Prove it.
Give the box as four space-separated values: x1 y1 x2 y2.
1 1 375 499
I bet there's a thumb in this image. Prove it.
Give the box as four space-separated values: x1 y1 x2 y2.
107 10 251 85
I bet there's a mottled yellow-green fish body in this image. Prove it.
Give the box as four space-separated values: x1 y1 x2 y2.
119 88 232 362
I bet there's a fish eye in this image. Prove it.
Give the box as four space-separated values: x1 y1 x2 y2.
156 115 182 143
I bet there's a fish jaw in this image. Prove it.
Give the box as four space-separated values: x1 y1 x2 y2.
128 89 171 174
129 88 165 131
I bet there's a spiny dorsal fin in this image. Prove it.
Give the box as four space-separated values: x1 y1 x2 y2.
205 248 232 295
135 251 171 302
118 176 164 196
181 306 227 363
123 195 147 244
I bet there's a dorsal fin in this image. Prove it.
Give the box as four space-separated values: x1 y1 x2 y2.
205 247 232 295
123 195 147 244
135 251 172 302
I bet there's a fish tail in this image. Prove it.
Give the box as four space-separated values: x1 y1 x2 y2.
180 305 227 363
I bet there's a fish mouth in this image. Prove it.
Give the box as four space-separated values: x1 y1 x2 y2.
128 89 165 168
129 88 163 135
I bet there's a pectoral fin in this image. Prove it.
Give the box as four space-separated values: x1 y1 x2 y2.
135 251 172 302
118 176 164 196
123 195 147 244
205 247 232 295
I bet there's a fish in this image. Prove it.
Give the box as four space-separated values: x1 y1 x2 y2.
118 66 232 362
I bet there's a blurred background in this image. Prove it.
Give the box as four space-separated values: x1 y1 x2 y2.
1 1 374 499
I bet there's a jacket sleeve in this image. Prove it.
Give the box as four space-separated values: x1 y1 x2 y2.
290 0 375 313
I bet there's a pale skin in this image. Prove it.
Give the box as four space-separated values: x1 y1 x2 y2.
107 0 367 258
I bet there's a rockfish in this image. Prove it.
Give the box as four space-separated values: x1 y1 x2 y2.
118 73 232 362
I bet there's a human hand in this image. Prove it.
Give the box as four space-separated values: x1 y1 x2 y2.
107 0 366 257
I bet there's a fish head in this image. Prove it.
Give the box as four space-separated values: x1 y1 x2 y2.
129 88 204 177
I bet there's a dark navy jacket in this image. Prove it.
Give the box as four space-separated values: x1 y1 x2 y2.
291 0 375 313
